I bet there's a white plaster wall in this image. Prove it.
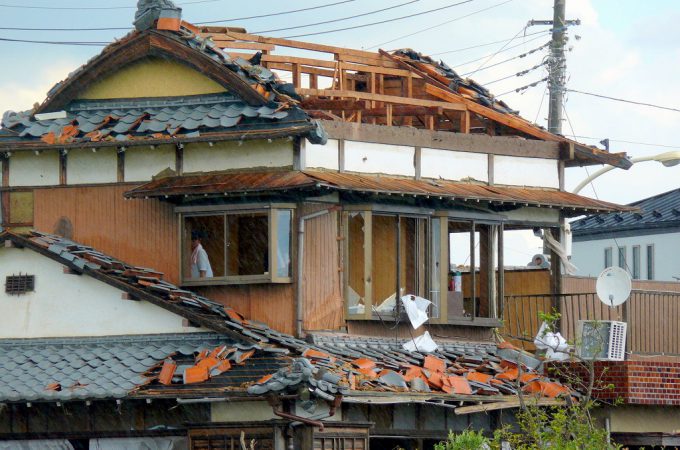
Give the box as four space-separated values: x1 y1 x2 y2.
504 207 560 224
570 232 679 281
344 141 415 176
8 150 59 186
303 139 339 170
493 155 559 188
183 139 294 173
125 145 176 181
0 247 203 338
421 148 488 182
67 147 117 184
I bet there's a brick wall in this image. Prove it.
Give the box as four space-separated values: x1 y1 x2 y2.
552 360 680 405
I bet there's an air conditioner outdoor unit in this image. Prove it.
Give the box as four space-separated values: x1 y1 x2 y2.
576 320 627 361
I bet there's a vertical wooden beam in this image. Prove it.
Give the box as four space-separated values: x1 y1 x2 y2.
550 225 563 330
355 110 362 123
427 116 435 130
470 221 477 319
414 146 422 180
386 104 393 127
487 154 495 185
404 74 414 126
478 225 491 318
558 160 565 191
309 74 318 89
363 212 373 320
1 153 8 227
117 147 125 183
175 143 184 175
497 223 505 320
292 63 301 89
338 139 345 173
293 137 302 170
460 110 470 134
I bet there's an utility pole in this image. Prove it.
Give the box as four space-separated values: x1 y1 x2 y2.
528 0 579 135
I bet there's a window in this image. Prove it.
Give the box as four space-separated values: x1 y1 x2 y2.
5 274 35 295
180 205 293 285
647 244 655 280
632 245 640 279
344 210 435 319
617 246 626 270
604 247 612 269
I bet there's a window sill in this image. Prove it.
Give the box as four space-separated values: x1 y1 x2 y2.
182 276 292 287
346 316 503 328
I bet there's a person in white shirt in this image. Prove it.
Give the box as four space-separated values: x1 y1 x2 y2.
190 231 213 278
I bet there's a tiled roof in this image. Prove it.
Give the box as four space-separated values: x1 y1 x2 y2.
1 94 316 146
124 169 631 216
5 230 571 405
572 187 680 236
0 333 227 402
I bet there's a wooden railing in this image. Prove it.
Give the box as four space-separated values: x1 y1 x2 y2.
502 290 680 355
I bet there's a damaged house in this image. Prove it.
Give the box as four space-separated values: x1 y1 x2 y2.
0 1 632 448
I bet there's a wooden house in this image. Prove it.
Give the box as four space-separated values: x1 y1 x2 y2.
0 1 632 448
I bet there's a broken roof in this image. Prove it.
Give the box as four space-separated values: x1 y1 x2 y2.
2 230 572 406
124 169 632 216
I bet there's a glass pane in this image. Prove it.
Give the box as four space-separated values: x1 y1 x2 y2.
632 246 640 279
429 218 441 318
276 210 292 278
184 215 225 279
373 215 398 314
226 211 269 276
347 212 366 316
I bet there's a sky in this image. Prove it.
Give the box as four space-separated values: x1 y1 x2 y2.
1 0 679 265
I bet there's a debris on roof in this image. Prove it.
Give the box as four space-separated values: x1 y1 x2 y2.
4 230 572 406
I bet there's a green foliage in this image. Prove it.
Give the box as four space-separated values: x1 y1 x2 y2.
434 429 490 450
491 404 620 450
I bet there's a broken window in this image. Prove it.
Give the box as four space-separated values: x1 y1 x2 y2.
5 274 35 295
181 206 293 285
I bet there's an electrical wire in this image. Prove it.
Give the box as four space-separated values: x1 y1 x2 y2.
496 77 548 97
283 0 474 39
196 0 356 25
451 34 548 69
366 0 513 50
0 0 217 10
481 61 547 86
252 0 421 34
569 136 680 150
0 36 107 45
567 89 680 114
461 42 549 75
466 24 529 77
430 29 548 56
534 86 548 123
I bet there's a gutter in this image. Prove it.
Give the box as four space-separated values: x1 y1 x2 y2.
296 206 340 338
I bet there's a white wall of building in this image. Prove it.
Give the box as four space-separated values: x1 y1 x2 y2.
344 141 415 176
571 232 679 281
302 139 339 171
124 145 176 181
67 147 117 184
183 139 294 173
0 247 203 338
421 148 488 182
8 150 60 186
494 155 559 188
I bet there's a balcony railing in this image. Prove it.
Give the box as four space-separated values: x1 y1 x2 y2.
502 290 680 356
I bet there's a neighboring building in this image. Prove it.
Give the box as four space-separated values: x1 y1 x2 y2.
0 1 632 447
571 187 680 281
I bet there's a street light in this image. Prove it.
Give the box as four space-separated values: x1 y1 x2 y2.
572 151 680 194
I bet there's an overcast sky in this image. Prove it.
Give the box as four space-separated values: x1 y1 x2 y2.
1 0 679 264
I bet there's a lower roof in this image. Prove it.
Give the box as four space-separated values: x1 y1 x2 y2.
124 169 630 215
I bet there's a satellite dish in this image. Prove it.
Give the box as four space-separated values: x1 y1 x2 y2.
596 267 632 307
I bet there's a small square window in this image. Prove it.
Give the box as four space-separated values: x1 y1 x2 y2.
5 274 35 295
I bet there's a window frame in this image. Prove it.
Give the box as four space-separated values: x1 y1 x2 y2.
647 244 655 280
178 203 295 286
617 246 627 270
604 247 612 269
632 245 641 279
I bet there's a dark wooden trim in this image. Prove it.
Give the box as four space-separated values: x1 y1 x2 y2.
175 143 183 175
414 146 421 180
487 154 494 185
59 150 67 185
1 154 9 226
117 148 125 183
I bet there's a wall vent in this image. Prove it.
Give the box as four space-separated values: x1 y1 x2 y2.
5 274 35 296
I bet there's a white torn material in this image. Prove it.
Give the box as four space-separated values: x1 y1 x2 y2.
403 331 438 353
400 294 431 329
543 231 578 275
34 110 67 121
534 322 570 361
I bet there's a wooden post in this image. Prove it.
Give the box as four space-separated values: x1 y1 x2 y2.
460 110 470 133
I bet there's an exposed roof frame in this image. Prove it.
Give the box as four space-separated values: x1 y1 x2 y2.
36 30 268 114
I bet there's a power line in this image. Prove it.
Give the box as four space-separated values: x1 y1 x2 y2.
430 29 548 56
481 61 547 85
496 77 548 97
366 0 513 50
0 36 107 45
0 26 129 31
466 24 528 77
461 42 548 75
284 0 474 39
569 136 680 150
253 0 420 34
196 0 356 25
567 89 680 114
451 34 548 68
0 0 216 10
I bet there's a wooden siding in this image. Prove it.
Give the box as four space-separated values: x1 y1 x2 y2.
302 207 344 332
33 185 180 284
196 284 295 335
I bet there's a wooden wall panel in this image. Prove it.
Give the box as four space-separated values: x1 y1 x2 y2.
302 210 344 332
33 185 180 284
198 284 295 335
